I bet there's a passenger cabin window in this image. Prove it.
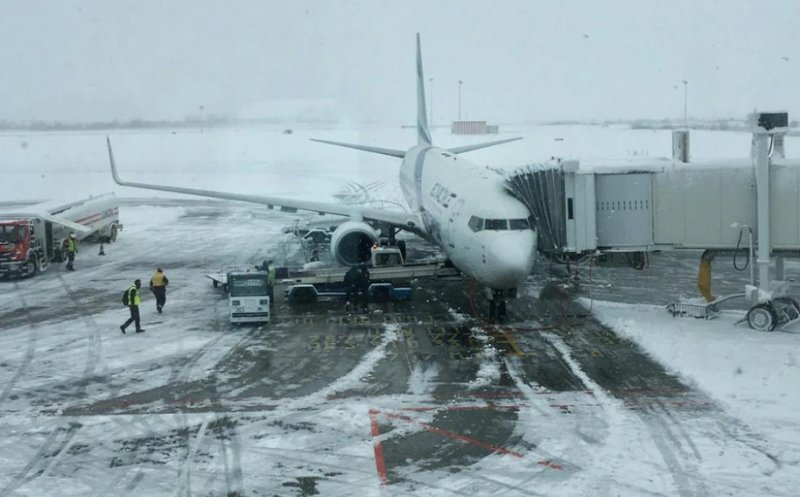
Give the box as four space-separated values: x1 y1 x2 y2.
484 219 508 230
468 216 484 232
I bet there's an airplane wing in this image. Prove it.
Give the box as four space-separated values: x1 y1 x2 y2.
106 137 424 233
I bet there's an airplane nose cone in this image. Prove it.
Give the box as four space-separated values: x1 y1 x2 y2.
486 234 536 288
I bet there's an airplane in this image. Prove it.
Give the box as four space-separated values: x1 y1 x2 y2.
107 34 537 312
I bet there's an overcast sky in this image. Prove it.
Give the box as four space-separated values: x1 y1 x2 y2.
1 0 798 124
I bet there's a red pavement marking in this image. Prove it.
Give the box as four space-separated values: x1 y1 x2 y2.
381 410 524 459
538 460 565 471
368 406 573 479
368 409 389 487
398 404 520 412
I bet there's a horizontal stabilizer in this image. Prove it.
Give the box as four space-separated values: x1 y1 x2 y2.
447 137 522 155
310 139 406 158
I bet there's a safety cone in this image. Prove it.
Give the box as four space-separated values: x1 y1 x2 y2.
98 244 105 256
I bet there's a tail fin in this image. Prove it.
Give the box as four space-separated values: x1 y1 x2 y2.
416 33 432 146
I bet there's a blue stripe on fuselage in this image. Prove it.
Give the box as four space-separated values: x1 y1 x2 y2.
414 146 431 208
413 146 435 237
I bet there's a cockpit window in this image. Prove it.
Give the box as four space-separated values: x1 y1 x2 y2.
469 217 530 232
509 218 530 230
484 219 508 230
468 216 483 232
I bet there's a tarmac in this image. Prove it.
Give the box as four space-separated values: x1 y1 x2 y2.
0 199 791 496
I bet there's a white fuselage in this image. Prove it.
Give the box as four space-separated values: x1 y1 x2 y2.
399 145 537 289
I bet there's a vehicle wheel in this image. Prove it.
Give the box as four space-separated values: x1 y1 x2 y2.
110 226 118 242
25 256 38 277
371 286 391 302
213 280 219 288
747 303 777 331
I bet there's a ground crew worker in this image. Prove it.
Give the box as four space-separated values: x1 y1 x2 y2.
121 279 145 334
343 265 360 312
64 233 78 271
359 264 371 311
266 260 276 308
149 268 169 313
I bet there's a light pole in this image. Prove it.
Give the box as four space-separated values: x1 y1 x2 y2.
682 80 688 128
457 80 463 121
428 77 434 127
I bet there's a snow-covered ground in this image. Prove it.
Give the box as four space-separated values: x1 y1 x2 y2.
585 298 800 471
1 124 799 495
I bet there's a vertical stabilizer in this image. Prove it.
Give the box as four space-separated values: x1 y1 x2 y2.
416 33 432 146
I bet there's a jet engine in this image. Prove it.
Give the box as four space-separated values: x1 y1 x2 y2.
329 221 379 266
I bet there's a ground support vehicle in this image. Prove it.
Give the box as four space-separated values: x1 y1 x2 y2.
280 246 459 305
220 271 271 324
0 193 122 278
206 246 460 306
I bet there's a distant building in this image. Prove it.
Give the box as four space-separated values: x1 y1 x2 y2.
451 120 499 135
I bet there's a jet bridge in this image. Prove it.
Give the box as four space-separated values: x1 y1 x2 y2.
505 116 800 331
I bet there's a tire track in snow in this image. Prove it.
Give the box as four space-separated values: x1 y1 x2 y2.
216 421 245 497
57 275 103 400
175 416 212 497
641 407 706 497
0 283 39 408
542 331 711 497
0 421 81 496
240 444 481 497
538 332 649 495
190 324 401 495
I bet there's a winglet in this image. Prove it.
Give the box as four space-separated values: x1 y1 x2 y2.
416 33 432 146
106 136 124 185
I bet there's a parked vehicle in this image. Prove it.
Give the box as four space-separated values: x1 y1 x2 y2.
0 193 122 278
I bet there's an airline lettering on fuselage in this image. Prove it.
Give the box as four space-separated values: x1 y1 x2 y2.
429 182 457 208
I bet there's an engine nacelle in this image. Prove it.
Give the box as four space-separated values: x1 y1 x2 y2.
330 221 379 266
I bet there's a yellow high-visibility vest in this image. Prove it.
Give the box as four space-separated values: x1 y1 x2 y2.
127 285 141 306
151 271 166 287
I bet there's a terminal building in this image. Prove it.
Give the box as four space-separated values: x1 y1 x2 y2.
451 120 499 135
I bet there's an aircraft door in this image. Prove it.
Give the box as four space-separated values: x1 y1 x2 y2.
446 198 465 250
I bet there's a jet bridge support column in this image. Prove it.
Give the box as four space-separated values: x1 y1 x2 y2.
754 131 770 303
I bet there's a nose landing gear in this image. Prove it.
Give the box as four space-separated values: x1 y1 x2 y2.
488 288 508 322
